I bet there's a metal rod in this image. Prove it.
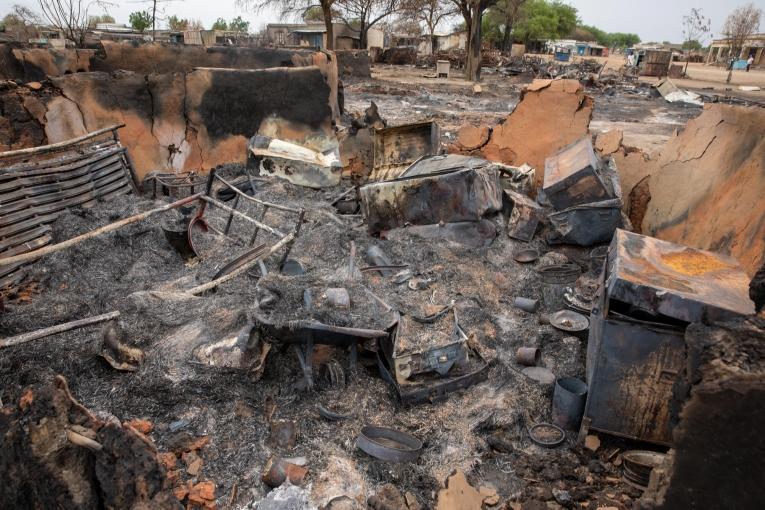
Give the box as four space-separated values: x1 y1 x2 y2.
213 173 301 213
249 206 269 246
0 194 203 267
224 193 240 234
200 195 285 238
279 209 305 268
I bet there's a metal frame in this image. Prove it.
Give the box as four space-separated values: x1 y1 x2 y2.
189 167 305 270
142 171 207 199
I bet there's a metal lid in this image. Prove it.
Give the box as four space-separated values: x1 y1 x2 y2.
607 229 755 322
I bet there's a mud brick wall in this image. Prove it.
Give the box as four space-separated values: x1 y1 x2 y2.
639 316 765 510
0 45 94 81
0 43 341 120
642 104 765 276
335 50 371 78
0 67 336 181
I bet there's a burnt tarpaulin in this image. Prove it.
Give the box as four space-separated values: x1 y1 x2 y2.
360 155 502 235
583 229 754 445
542 137 616 210
504 189 542 242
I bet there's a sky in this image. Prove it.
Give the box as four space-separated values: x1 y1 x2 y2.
7 0 765 44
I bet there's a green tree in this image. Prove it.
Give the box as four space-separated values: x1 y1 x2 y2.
129 10 153 33
228 15 250 33
682 39 702 50
167 15 189 31
212 17 228 30
608 32 639 48
514 0 578 43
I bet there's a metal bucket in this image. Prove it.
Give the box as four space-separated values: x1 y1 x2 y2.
552 377 588 430
537 264 581 311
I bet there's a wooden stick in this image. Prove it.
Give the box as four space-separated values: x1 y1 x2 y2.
66 429 103 451
0 125 125 159
0 311 120 348
0 194 202 267
187 233 295 295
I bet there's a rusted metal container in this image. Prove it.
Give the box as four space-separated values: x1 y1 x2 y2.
370 121 441 181
583 229 755 445
537 263 581 311
504 189 542 242
515 347 540 366
543 137 615 210
360 155 503 234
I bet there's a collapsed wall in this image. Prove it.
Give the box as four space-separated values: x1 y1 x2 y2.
0 66 337 181
642 104 765 276
450 79 594 187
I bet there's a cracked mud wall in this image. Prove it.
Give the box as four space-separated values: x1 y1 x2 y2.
450 79 594 188
0 66 336 181
642 104 765 276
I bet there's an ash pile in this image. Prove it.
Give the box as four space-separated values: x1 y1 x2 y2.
0 87 761 510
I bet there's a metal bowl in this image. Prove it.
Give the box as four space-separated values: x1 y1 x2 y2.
623 450 666 487
513 248 540 263
550 310 589 332
356 426 423 462
528 422 565 447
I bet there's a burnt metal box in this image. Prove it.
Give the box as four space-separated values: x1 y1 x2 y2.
504 189 542 242
370 121 441 181
543 137 614 210
583 229 755 445
360 155 503 235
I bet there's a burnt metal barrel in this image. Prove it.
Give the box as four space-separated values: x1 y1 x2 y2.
552 377 588 430
537 264 581 310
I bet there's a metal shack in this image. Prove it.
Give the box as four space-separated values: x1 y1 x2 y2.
583 229 755 445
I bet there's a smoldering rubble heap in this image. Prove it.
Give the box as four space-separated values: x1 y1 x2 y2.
1 44 764 510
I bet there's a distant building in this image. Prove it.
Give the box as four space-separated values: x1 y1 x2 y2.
265 23 383 50
434 31 467 52
707 33 764 65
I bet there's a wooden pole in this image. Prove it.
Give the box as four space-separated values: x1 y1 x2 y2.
0 194 202 267
187 233 295 295
0 311 120 349
0 125 125 159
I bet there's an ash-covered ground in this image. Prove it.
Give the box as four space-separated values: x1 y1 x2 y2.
0 165 644 509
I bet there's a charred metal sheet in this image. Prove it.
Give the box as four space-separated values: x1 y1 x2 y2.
546 198 622 246
607 229 755 322
249 134 341 189
504 190 542 242
585 305 686 445
370 121 441 181
360 155 502 235
0 125 135 290
543 137 615 210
